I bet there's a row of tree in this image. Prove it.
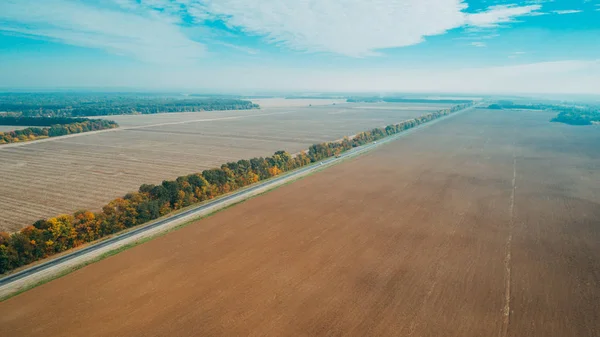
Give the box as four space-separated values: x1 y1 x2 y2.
347 97 473 104
0 118 118 144
486 101 600 125
0 116 92 126
551 109 600 125
0 103 472 274
486 101 547 110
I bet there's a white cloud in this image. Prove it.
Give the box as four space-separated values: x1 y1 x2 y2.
193 0 541 56
552 10 583 14
428 60 600 94
0 0 544 61
3 58 599 95
471 42 487 47
508 51 527 58
0 0 206 64
213 41 260 55
465 4 542 27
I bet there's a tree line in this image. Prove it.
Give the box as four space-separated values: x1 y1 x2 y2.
486 101 547 110
0 103 473 274
0 118 118 144
486 101 600 125
551 109 600 125
347 97 473 104
0 93 259 117
0 116 92 126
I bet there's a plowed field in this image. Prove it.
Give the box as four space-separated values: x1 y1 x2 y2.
1 108 599 337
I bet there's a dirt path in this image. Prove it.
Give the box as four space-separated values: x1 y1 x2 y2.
1 109 599 337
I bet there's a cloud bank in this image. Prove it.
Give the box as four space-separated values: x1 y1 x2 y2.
0 0 206 64
197 1 541 56
552 10 583 15
3 59 598 95
0 0 543 61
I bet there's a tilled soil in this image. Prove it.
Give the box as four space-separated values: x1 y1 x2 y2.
1 108 599 337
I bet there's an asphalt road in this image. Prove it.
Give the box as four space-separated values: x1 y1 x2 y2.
0 105 475 288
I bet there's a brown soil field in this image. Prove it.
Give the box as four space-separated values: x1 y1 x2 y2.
2 108 599 337
0 102 451 232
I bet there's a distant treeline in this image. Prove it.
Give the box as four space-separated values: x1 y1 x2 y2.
285 96 345 99
0 117 118 144
347 97 473 104
487 102 546 110
551 109 600 126
0 93 259 117
0 103 473 274
0 116 91 126
347 97 384 103
487 101 600 125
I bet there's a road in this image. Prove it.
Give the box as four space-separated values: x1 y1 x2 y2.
0 105 475 291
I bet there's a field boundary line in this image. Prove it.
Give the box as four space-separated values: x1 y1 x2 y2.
501 136 517 337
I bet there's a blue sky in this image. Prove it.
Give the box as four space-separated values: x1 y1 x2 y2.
0 0 599 94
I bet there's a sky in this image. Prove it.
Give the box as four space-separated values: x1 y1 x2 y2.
0 0 599 94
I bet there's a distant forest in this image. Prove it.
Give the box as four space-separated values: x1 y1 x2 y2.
285 95 346 99
487 101 600 126
487 101 547 110
551 109 600 126
347 97 473 104
0 93 259 117
0 116 118 144
0 116 91 126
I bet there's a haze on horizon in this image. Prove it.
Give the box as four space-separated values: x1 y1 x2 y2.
0 0 599 94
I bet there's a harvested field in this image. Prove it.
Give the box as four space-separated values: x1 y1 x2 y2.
2 108 599 337
0 102 451 232
0 125 32 132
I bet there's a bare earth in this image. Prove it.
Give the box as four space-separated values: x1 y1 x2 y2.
1 108 599 337
0 102 450 232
